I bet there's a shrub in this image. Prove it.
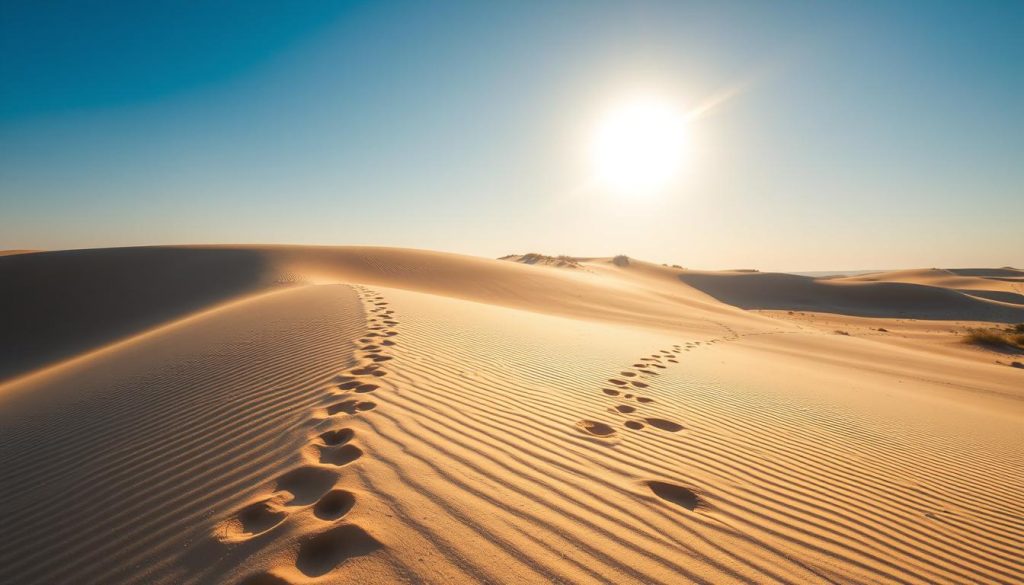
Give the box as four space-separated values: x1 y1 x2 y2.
964 328 1024 351
613 255 630 267
503 252 580 268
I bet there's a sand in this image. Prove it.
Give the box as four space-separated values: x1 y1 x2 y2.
1 246 1021 584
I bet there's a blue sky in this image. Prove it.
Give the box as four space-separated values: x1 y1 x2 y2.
1 1 1021 270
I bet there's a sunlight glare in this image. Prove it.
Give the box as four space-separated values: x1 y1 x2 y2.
590 97 688 195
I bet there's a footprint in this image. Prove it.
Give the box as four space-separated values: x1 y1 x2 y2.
630 381 648 388
602 388 620 396
625 420 644 430
338 381 362 390
237 572 292 585
644 418 683 432
371 355 392 362
327 400 377 415
275 467 339 506
319 444 363 467
327 400 361 416
319 428 355 446
608 379 627 386
295 525 382 577
635 396 655 404
647 481 702 511
380 339 396 346
217 497 288 541
576 419 616 437
620 371 636 377
314 489 356 520
355 383 379 393
614 405 636 414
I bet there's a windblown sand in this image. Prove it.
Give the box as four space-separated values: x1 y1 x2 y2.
1 247 1021 584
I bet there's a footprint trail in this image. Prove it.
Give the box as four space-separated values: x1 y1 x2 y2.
574 335 734 522
216 286 401 584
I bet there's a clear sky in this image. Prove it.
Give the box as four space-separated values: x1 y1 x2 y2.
1 1 1021 270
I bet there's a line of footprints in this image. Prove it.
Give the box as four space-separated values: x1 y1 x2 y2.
219 287 399 585
574 341 720 513
575 342 714 438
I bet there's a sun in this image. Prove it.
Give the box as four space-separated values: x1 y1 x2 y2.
589 96 688 194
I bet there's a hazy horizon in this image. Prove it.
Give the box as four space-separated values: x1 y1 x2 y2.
2 1 1022 271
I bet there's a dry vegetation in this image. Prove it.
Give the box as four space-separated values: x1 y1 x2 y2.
964 326 1024 352
499 253 582 269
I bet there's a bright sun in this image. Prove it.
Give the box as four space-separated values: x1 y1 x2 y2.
590 97 688 194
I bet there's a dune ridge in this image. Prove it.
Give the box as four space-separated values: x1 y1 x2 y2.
1 246 765 384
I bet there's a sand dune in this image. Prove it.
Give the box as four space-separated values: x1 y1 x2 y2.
839 267 1024 292
0 246 763 383
1 246 1022 584
0 247 274 380
678 269 1024 322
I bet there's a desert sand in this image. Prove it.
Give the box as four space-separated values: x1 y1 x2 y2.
1 246 1022 584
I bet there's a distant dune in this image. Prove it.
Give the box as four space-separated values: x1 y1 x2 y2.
1 246 1022 584
678 268 1024 322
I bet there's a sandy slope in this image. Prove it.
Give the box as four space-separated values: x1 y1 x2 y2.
1 246 1022 584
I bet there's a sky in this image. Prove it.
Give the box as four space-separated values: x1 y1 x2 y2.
1 1 1021 271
